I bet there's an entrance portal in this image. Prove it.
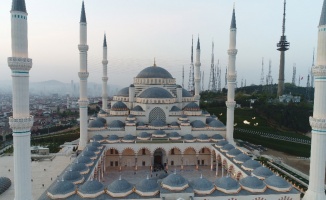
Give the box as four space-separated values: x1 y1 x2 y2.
153 148 165 171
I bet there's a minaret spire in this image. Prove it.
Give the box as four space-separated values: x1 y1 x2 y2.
103 33 107 47
9 0 33 199
80 1 87 23
226 5 238 145
302 1 326 199
102 33 108 111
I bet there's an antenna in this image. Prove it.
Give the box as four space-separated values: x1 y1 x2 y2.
260 57 265 85
292 63 296 85
182 65 184 88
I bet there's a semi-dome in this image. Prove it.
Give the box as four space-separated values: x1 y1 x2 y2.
234 153 251 164
226 148 242 157
70 163 89 174
109 120 125 128
239 176 266 193
216 140 228 148
78 180 105 198
162 173 189 191
208 119 225 128
47 180 76 199
132 105 144 111
183 102 200 111
116 87 129 97
111 101 128 111
191 176 215 195
242 160 262 171
221 144 235 152
211 134 224 141
0 177 11 195
135 177 160 197
215 176 241 194
139 87 173 98
136 66 173 79
88 119 104 128
190 120 206 128
170 106 181 112
252 167 274 180
62 170 84 184
264 175 292 192
106 178 133 197
182 88 193 97
150 119 166 127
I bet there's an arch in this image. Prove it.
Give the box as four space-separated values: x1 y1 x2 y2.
183 147 197 166
137 147 151 155
183 147 196 155
168 146 182 155
198 147 211 154
236 171 243 180
149 107 166 123
106 147 119 155
152 146 167 155
121 148 135 155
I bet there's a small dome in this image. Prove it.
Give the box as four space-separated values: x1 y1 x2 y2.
208 119 225 128
47 180 76 198
206 117 214 124
136 66 173 79
78 180 105 197
176 84 182 88
98 109 107 114
70 163 88 174
92 134 104 142
123 134 135 141
107 178 133 195
132 105 144 111
211 134 224 140
216 140 228 147
138 132 150 138
158 173 168 179
234 153 251 164
215 177 241 194
139 87 173 98
190 120 206 128
264 175 292 192
88 119 104 128
221 144 235 152
170 121 179 126
211 114 217 119
152 130 166 137
111 101 128 111
162 173 188 191
183 102 200 111
128 114 135 118
227 148 242 157
202 110 209 114
130 84 134 87
169 132 180 137
197 134 209 140
91 141 102 148
242 160 262 171
191 176 215 195
137 121 145 126
109 120 125 128
135 177 160 196
82 150 96 159
116 87 129 97
63 170 84 184
97 117 106 124
150 119 166 127
239 176 266 192
108 135 119 141
77 156 93 165
85 145 100 153
0 177 11 195
183 134 195 141
182 88 192 97
181 114 187 118
252 167 274 179
170 106 181 112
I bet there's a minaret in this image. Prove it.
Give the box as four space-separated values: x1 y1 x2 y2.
226 6 238 145
303 1 326 199
102 34 108 111
194 36 201 102
276 0 290 97
78 1 89 150
8 0 33 199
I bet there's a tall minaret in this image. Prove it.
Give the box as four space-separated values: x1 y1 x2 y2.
78 1 89 150
276 0 290 97
102 34 108 111
303 1 326 199
226 6 237 145
194 37 201 102
8 0 33 199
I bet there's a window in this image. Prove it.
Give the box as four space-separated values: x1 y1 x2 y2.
110 161 113 166
142 161 145 166
201 160 204 165
110 149 113 154
115 150 118 154
142 149 146 155
197 160 200 165
171 161 174 165
115 161 118 166
171 149 175 155
201 149 205 153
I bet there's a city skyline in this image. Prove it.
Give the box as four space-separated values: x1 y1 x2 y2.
0 0 321 88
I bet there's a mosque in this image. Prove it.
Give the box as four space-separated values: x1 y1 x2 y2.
4 0 326 200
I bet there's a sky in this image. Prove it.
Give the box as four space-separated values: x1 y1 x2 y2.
0 0 323 89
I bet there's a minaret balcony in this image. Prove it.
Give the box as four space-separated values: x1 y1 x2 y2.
309 117 326 133
227 49 238 56
312 65 326 77
78 99 89 108
226 101 236 108
9 115 34 132
227 74 237 82
78 72 89 79
102 77 108 81
8 57 32 71
102 60 108 65
78 44 89 51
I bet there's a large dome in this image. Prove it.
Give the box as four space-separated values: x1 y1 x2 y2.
139 87 173 98
136 66 173 79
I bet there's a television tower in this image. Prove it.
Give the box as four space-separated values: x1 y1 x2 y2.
260 57 265 85
208 42 217 91
292 63 296 85
218 66 221 91
277 0 290 97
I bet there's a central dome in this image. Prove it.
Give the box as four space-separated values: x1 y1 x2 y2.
139 87 173 98
136 66 173 79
